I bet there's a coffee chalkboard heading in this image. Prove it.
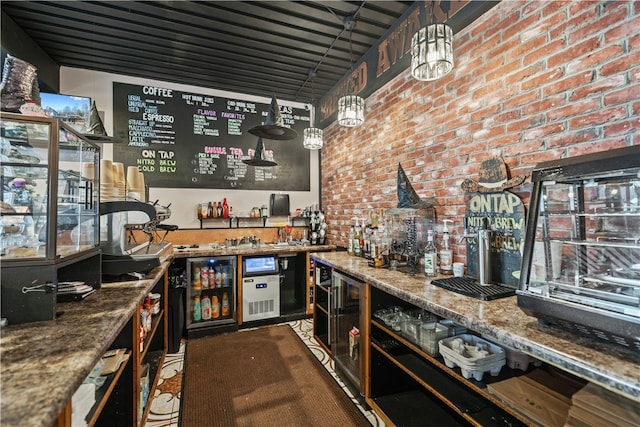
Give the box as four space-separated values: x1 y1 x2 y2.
113 82 311 191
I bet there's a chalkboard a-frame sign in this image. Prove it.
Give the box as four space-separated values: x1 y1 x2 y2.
112 82 311 191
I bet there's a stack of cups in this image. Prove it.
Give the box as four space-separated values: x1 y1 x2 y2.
112 162 126 200
126 166 145 201
82 163 97 205
100 159 114 202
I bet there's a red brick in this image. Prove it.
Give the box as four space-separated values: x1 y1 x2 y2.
601 52 638 76
604 118 640 137
521 68 564 91
504 10 541 42
549 37 601 68
524 40 566 66
506 115 544 133
523 96 566 115
521 149 566 166
506 62 545 86
565 45 624 74
604 16 640 43
604 83 640 105
568 106 627 129
503 90 539 110
523 123 565 141
567 138 628 157
549 128 600 147
543 71 594 97
547 98 600 121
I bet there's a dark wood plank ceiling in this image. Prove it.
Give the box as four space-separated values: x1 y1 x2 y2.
1 1 415 103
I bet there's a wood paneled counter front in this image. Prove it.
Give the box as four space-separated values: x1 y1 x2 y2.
0 262 170 427
310 252 640 403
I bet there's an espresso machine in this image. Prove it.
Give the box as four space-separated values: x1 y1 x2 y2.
100 200 175 276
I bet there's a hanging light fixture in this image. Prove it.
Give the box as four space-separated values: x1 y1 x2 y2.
337 15 364 127
303 69 324 149
411 1 454 81
303 127 324 150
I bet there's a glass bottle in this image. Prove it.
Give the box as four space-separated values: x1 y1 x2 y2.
221 292 230 317
201 295 212 320
193 296 201 322
222 198 229 218
348 224 354 255
353 219 362 256
424 229 437 277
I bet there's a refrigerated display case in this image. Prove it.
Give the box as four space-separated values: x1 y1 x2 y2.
518 145 640 350
186 256 237 336
0 112 101 324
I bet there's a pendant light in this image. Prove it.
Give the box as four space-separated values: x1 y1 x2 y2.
303 69 324 149
411 1 454 81
303 127 323 150
337 15 364 127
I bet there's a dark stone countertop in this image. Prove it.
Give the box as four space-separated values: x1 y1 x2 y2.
172 243 336 258
311 252 640 404
0 263 169 427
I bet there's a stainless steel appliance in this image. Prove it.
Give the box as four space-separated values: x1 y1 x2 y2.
313 261 332 352
242 255 280 322
331 270 365 400
518 145 640 350
100 200 173 275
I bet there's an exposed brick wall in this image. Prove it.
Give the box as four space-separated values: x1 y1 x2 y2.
320 0 639 262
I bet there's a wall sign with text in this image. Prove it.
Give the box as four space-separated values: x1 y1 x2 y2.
112 82 311 190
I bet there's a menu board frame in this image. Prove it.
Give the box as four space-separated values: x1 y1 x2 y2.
112 82 311 191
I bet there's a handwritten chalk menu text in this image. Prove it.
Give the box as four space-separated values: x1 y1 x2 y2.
112 82 311 190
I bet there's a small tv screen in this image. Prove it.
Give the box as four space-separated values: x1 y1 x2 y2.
244 256 278 275
40 92 91 132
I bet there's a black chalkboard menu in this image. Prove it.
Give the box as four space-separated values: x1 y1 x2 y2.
112 82 311 190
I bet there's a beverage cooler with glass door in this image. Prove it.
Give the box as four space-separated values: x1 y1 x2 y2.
331 270 366 402
186 256 237 337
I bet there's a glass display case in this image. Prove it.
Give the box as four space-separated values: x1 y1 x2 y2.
518 145 640 350
1 112 101 324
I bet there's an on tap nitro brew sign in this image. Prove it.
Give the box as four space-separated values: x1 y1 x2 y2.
465 192 525 288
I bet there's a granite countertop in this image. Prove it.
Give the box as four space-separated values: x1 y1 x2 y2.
311 252 640 403
172 243 336 258
0 263 169 427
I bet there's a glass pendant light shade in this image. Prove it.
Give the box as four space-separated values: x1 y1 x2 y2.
303 127 324 149
337 95 364 127
411 23 454 81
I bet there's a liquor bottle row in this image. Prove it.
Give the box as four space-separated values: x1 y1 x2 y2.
348 214 455 276
197 198 231 219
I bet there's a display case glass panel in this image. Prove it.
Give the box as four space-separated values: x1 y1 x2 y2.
518 145 640 349
0 112 99 260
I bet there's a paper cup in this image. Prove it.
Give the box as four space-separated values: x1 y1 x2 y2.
100 159 113 184
453 262 465 277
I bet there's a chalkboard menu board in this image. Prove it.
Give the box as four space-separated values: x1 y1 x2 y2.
112 82 311 190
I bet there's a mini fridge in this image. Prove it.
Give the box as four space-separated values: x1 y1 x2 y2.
331 270 366 402
186 256 237 336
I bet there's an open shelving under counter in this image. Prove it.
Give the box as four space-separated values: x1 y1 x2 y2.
309 252 640 426
0 261 170 427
